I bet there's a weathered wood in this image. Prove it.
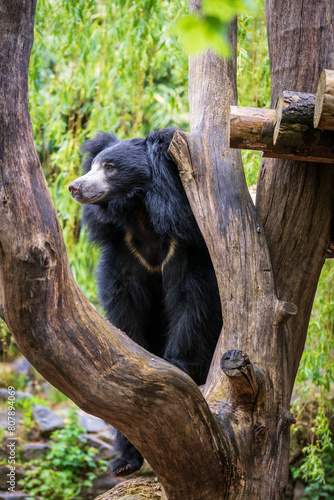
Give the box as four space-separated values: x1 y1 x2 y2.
273 91 334 161
0 3 229 499
95 477 163 500
257 0 334 395
246 184 334 259
168 1 298 497
273 92 316 144
220 350 259 408
314 69 334 130
1 1 334 499
229 101 334 163
229 106 275 150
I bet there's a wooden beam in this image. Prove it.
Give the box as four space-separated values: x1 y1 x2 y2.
273 91 334 162
314 69 334 131
229 106 275 151
274 92 315 144
230 102 334 164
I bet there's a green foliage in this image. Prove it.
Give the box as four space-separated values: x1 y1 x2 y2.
0 322 17 361
175 0 257 58
0 370 30 391
292 448 334 499
291 261 334 494
237 8 270 186
28 0 190 307
19 408 108 500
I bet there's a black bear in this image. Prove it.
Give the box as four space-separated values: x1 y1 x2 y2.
69 127 222 476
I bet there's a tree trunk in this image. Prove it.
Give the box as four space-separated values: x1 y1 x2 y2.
169 1 294 496
257 0 334 385
170 0 333 497
0 1 333 500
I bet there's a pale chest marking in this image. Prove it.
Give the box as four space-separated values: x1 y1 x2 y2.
124 231 177 273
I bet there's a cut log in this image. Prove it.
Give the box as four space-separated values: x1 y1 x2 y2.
273 91 334 162
229 106 275 150
274 92 316 144
230 104 334 163
314 69 334 131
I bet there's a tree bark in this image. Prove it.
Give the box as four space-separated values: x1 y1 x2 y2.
257 0 334 388
314 69 334 130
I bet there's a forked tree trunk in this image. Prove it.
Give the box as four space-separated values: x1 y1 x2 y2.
0 1 333 500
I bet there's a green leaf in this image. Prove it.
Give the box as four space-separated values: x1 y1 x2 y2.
204 0 257 21
174 14 231 58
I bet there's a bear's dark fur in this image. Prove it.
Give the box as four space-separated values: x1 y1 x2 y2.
69 127 222 476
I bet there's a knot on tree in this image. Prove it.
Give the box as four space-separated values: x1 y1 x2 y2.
221 349 259 408
26 239 57 279
275 300 298 325
253 422 269 444
277 409 296 435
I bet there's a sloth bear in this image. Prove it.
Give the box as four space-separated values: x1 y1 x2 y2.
69 127 222 476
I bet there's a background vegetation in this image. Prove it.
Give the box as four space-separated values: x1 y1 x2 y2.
0 0 333 497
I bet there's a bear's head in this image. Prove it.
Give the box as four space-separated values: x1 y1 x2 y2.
69 128 197 239
69 136 152 205
68 128 177 206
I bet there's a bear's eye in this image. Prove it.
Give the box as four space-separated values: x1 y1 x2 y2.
104 163 115 171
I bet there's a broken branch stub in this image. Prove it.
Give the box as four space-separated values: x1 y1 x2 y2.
221 349 258 408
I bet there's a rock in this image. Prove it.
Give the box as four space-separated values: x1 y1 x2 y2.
0 435 19 458
94 477 162 500
12 356 34 377
81 434 116 461
79 473 122 499
32 405 64 437
78 411 109 433
0 389 31 401
0 465 25 489
0 494 38 500
130 460 154 478
0 410 21 431
22 443 51 461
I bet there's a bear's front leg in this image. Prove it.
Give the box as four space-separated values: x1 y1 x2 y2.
109 430 144 477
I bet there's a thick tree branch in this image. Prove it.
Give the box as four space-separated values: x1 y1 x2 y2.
0 3 230 498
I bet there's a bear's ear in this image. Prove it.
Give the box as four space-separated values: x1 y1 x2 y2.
144 128 198 240
146 127 177 149
145 127 178 171
81 132 119 173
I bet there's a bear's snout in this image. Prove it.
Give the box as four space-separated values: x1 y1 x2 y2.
69 180 82 197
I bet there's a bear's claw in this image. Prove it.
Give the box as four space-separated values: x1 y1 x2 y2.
109 457 142 477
